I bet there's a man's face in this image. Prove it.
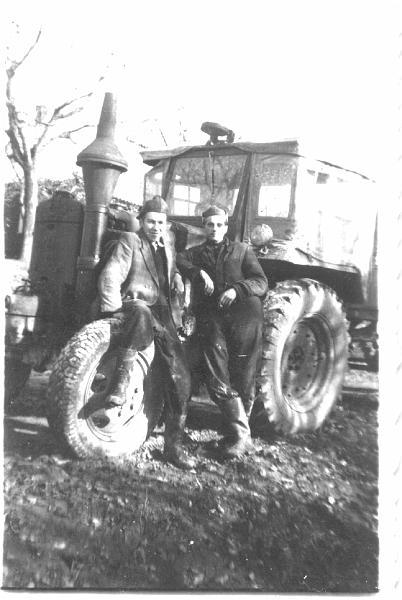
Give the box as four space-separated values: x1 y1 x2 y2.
204 215 228 244
141 211 167 243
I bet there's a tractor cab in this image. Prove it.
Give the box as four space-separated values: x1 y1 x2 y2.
141 122 377 315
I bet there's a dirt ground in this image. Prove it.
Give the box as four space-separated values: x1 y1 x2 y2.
2 368 378 592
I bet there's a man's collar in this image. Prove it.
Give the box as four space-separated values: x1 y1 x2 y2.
150 238 165 251
205 236 229 247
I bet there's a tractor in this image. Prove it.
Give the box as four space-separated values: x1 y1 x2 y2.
4 93 378 457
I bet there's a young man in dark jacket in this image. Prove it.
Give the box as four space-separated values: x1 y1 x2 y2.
177 205 268 458
97 196 195 470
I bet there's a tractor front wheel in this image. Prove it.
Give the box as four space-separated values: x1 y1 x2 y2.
47 319 164 458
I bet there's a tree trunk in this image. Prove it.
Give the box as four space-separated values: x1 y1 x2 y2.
17 183 25 234
19 165 38 266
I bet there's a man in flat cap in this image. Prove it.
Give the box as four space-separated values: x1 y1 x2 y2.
177 205 268 459
97 196 195 469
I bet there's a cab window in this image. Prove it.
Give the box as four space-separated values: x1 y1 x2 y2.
166 154 247 216
144 162 165 202
252 155 297 218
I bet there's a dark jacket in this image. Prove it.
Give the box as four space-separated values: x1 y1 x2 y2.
177 237 268 310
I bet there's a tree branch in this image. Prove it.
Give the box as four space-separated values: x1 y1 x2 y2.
45 124 92 145
6 124 24 166
7 29 42 80
154 119 168 147
33 87 97 150
6 54 26 165
178 117 187 143
34 105 85 138
17 121 33 167
49 75 103 122
51 92 93 120
52 106 85 121
126 136 147 149
7 154 23 181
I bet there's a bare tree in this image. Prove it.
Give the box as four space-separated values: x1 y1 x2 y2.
5 26 102 265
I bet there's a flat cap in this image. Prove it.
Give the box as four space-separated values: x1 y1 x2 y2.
137 195 169 219
201 205 228 219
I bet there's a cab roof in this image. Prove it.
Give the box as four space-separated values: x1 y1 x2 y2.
141 140 300 166
140 139 371 180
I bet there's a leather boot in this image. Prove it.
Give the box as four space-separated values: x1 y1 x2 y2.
105 348 139 407
163 413 196 470
220 394 253 459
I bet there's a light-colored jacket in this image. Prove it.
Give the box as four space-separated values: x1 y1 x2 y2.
98 229 178 314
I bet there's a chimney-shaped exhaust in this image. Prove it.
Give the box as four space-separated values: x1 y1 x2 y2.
75 92 128 322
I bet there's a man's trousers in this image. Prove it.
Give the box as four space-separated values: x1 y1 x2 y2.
196 296 263 415
111 300 191 417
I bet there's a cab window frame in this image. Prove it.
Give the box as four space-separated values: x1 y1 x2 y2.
251 153 298 221
165 149 249 219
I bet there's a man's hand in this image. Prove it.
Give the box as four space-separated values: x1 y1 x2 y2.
98 307 123 319
200 270 214 295
171 272 185 295
218 288 237 308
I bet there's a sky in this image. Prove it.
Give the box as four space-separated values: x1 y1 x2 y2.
4 0 400 201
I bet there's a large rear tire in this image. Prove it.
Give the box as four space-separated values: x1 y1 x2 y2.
47 319 164 458
253 279 349 434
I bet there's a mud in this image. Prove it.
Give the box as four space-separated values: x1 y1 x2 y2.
3 370 378 591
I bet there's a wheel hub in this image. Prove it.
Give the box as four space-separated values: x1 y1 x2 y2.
281 317 331 412
83 352 145 441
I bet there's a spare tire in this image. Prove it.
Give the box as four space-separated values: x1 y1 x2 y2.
252 279 349 434
47 318 164 458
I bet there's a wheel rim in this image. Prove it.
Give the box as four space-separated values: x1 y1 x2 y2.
81 350 145 443
280 315 333 412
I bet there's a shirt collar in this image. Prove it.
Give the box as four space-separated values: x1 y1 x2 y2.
150 239 165 252
140 230 165 249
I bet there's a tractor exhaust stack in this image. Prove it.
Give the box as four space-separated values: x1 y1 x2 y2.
75 92 128 322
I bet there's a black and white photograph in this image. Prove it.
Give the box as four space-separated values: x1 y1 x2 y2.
2 0 401 594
